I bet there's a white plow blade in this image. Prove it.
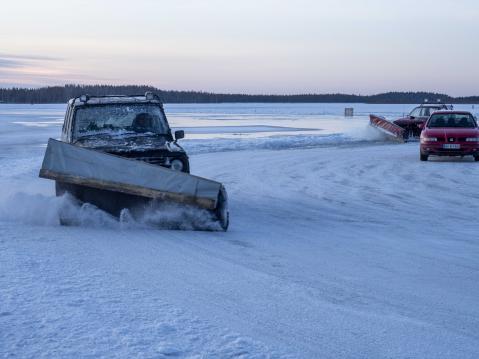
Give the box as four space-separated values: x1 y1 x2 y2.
39 138 224 210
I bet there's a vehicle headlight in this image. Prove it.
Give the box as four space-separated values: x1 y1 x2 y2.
421 137 437 143
465 137 479 142
170 159 184 171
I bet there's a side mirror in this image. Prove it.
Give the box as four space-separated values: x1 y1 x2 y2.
418 123 425 130
174 130 185 140
410 116 415 120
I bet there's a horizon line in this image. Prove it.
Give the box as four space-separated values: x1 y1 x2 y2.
1 84 479 99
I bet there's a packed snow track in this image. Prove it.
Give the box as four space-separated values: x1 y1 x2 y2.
1 104 479 358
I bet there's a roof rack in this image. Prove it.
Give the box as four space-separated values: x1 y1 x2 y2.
422 98 445 105
74 92 162 103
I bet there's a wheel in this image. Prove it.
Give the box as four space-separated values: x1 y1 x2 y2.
474 155 479 162
420 153 428 161
215 188 229 231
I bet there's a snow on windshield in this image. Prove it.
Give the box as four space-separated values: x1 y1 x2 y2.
73 104 169 138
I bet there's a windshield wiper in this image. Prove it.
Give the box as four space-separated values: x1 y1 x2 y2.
74 131 167 142
76 131 136 139
133 132 167 137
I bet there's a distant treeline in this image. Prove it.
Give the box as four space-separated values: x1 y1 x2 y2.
0 84 478 104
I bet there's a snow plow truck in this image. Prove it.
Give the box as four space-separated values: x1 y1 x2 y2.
39 93 229 231
370 101 452 141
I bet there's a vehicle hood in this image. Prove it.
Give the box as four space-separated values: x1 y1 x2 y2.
74 135 183 153
423 128 479 139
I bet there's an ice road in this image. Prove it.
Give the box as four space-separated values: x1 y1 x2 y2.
1 104 479 358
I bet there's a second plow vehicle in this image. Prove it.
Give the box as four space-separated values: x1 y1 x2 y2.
39 92 229 231
369 101 452 141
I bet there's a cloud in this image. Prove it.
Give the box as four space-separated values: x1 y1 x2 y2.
0 53 75 88
0 54 115 88
0 53 64 62
0 53 64 71
0 58 25 69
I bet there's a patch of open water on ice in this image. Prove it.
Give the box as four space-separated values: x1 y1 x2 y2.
182 126 389 154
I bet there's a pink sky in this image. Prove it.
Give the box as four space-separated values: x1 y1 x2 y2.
1 0 478 95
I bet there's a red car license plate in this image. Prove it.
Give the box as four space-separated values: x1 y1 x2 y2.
443 144 460 149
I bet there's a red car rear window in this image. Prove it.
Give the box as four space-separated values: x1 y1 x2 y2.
428 114 476 128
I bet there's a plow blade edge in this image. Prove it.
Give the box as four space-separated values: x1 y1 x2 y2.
369 115 405 142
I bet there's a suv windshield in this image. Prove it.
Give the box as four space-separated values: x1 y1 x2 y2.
420 106 442 117
428 113 477 128
410 106 443 117
409 107 421 117
73 104 169 138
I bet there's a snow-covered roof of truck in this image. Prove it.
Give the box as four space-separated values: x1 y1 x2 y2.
69 93 163 107
419 103 448 107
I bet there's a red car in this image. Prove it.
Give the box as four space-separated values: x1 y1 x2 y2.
420 111 479 161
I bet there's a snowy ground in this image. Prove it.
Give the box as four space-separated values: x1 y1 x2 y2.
1 104 479 358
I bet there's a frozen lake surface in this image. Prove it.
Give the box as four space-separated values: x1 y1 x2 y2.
1 103 479 358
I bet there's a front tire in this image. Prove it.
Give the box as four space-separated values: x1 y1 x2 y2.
420 153 428 161
215 188 229 232
474 155 479 162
